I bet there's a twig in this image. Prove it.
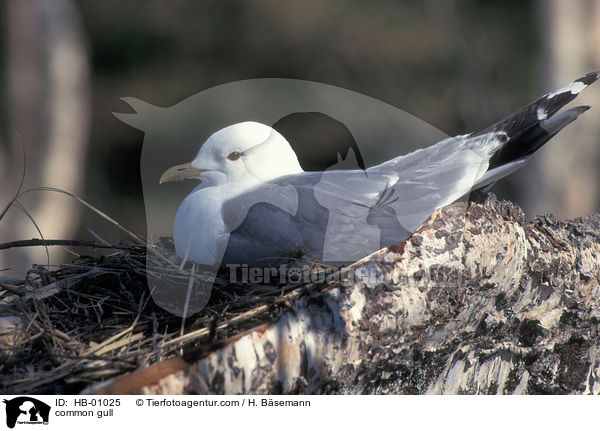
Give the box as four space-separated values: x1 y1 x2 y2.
11 201 50 267
0 127 27 222
7 187 146 244
0 239 137 251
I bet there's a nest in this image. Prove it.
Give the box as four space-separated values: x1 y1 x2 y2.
0 236 355 394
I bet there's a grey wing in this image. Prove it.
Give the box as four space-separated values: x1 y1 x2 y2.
221 172 330 266
365 135 491 231
220 137 490 266
308 135 489 262
221 201 307 267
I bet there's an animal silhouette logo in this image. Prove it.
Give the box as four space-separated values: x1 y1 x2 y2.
3 397 50 429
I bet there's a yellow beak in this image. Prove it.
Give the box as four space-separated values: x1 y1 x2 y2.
159 162 206 184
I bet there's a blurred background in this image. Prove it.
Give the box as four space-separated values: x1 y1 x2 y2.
1 0 599 276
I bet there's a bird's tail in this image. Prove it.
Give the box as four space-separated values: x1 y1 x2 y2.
480 71 598 171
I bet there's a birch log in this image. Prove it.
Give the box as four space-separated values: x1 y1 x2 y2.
90 196 600 395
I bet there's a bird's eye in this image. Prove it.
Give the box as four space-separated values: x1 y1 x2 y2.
227 151 241 161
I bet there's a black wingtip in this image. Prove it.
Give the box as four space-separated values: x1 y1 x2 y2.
575 71 600 86
482 76 595 171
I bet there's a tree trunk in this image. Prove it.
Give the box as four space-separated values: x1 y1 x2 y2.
90 196 600 395
1 0 90 278
524 0 600 219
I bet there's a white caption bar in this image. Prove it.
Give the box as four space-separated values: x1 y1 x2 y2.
0 395 595 430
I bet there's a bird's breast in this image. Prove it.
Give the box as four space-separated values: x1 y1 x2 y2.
173 188 229 266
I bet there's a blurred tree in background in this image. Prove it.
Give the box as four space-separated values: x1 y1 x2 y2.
1 0 599 275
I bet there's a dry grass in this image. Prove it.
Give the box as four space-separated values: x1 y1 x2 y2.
0 234 370 394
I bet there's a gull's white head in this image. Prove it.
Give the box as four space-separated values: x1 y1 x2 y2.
160 121 303 186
